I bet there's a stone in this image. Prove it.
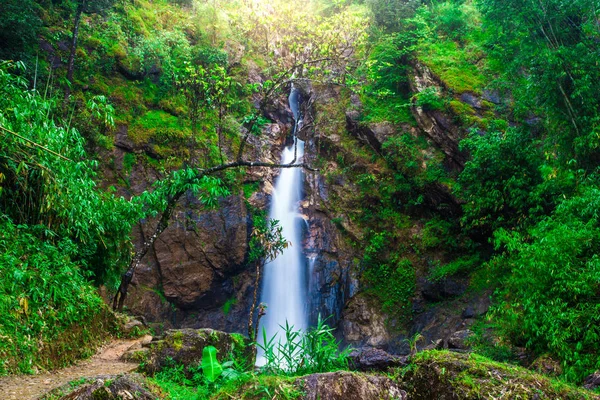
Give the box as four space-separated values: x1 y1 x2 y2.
583 371 600 390
122 318 144 335
530 354 563 377
298 371 407 400
459 92 482 109
45 373 158 400
462 306 475 319
348 347 408 371
447 329 473 350
142 328 252 375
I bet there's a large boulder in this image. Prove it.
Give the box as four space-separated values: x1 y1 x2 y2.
401 350 599 399
142 328 252 375
298 371 407 400
348 347 408 371
42 373 158 400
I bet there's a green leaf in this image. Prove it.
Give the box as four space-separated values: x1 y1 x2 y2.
201 345 223 382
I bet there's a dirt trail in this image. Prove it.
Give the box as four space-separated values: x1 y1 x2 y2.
0 336 151 400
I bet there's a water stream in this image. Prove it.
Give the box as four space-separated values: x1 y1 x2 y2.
256 86 308 365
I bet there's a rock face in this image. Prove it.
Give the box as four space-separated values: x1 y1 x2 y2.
298 371 407 400
409 61 467 171
121 193 254 333
340 294 390 349
142 329 252 375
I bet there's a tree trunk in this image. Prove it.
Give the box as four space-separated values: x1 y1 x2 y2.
65 0 85 99
113 191 184 311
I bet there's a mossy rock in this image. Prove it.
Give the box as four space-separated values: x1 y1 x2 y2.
142 328 252 376
41 373 159 400
398 350 599 399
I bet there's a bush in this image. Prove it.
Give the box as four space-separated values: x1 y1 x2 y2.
491 185 600 381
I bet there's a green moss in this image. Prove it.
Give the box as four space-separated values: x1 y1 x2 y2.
449 99 475 117
400 351 598 399
360 93 415 126
419 40 485 94
222 297 237 315
171 331 184 351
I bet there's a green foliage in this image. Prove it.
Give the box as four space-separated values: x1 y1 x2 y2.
478 0 600 168
418 39 485 94
413 87 445 111
433 1 469 40
428 254 481 282
490 185 600 381
365 0 421 32
248 214 288 265
458 128 548 235
258 317 351 376
0 0 41 64
0 62 139 287
363 246 416 320
0 218 114 374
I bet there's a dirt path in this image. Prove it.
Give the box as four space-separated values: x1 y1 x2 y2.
0 336 151 400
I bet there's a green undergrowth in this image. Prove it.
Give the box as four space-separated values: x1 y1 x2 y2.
150 366 303 400
0 219 117 374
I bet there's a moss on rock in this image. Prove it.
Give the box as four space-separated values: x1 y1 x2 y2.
398 350 599 399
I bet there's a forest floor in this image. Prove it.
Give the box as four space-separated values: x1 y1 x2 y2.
0 336 150 400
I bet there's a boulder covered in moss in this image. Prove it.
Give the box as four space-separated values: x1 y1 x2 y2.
42 373 159 400
142 328 252 375
399 350 600 399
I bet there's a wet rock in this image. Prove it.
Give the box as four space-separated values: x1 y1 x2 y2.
142 328 252 375
348 347 408 371
114 125 134 152
423 338 444 351
584 371 600 390
345 112 395 154
530 354 563 377
447 329 473 350
298 371 407 400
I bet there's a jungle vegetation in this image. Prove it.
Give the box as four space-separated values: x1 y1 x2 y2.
0 0 599 390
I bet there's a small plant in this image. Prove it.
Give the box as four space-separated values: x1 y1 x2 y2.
201 346 223 383
257 316 351 376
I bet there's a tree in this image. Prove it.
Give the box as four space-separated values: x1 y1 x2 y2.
0 0 41 64
246 217 289 363
65 0 116 97
478 0 600 167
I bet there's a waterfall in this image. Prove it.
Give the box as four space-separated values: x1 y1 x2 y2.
256 86 307 365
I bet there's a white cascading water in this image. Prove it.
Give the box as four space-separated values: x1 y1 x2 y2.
256 86 307 365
